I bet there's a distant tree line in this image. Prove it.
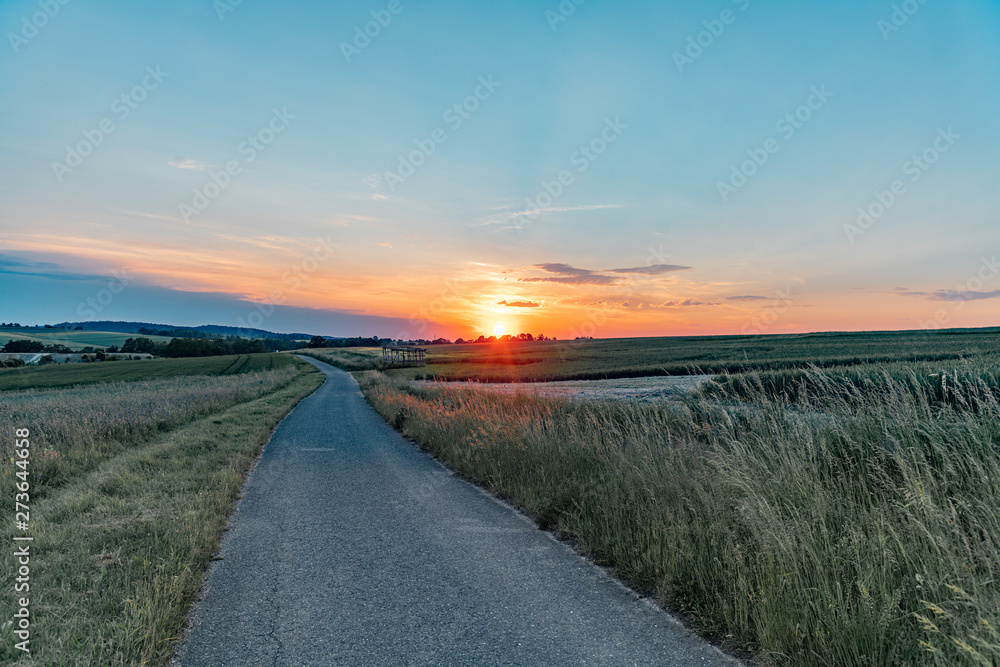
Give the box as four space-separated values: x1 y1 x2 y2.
2 340 72 354
306 336 382 348
122 336 278 357
460 333 553 344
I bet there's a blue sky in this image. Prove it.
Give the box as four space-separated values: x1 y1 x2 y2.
1 0 998 337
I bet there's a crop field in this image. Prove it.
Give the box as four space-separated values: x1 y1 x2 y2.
352 337 1000 666
0 355 323 664
0 327 174 351
0 353 297 392
300 327 1000 383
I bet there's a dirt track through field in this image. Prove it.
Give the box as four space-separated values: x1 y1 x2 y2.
173 357 741 666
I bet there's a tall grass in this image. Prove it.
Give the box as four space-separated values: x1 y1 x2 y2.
0 368 298 496
357 365 1000 666
0 363 322 664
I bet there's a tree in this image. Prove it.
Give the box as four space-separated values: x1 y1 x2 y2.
3 340 44 353
122 337 157 354
308 336 327 348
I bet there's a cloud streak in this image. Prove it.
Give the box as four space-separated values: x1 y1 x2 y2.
497 299 540 308
608 264 691 275
167 159 209 171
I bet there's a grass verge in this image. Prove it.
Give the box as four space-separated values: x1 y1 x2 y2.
0 362 323 664
356 367 1000 666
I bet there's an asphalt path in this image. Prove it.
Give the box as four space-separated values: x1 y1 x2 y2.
174 356 742 666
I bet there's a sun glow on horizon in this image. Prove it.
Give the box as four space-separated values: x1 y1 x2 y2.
493 323 506 337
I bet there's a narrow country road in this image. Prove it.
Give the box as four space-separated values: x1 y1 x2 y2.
173 356 742 666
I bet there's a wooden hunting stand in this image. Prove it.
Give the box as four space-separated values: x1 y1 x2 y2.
382 346 426 368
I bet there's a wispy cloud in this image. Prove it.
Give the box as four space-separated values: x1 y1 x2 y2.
535 263 594 277
167 159 209 171
520 275 620 285
928 289 1000 302
664 298 717 307
608 264 691 275
520 261 689 286
726 295 770 301
497 299 540 308
891 286 1000 301
120 210 183 223
521 263 620 285
477 204 623 230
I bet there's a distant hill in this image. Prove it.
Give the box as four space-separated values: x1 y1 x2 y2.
53 321 321 341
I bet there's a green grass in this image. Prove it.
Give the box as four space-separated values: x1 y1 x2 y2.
0 358 323 665
0 327 174 352
356 361 1000 666
0 353 298 392
325 328 1000 383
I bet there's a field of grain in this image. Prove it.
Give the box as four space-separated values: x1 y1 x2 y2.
0 352 297 392
0 355 323 664
298 327 1000 383
357 349 1000 666
0 326 174 351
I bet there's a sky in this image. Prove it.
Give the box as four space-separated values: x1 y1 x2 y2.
1 0 998 339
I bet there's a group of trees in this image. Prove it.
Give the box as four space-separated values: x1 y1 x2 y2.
456 333 552 344
122 336 271 357
307 336 382 348
302 333 555 347
2 340 72 354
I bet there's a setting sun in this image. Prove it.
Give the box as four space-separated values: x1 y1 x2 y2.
493 323 506 337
